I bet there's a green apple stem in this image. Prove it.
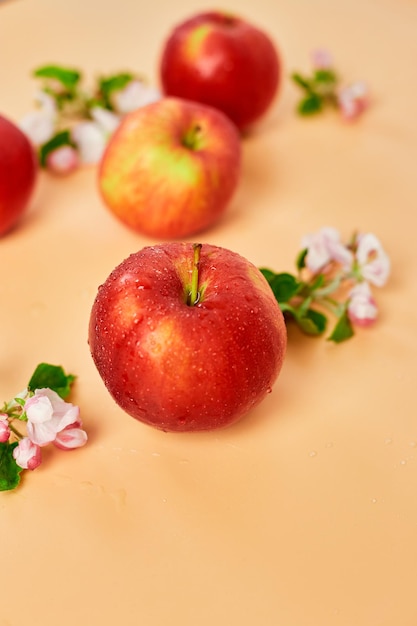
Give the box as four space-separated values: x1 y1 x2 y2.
188 243 202 306
182 125 202 150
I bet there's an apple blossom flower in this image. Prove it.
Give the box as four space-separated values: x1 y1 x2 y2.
13 437 42 470
0 415 10 443
19 91 57 146
301 226 353 273
111 79 161 115
311 48 333 70
46 144 79 175
71 121 107 164
54 419 88 450
337 81 369 120
24 388 80 447
71 107 120 164
355 233 390 287
347 281 378 327
90 106 121 134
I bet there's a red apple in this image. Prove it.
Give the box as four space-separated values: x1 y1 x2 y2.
98 97 241 239
159 11 281 131
89 242 287 432
0 114 38 236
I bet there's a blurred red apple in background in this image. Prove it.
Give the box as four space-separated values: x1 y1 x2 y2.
98 97 241 239
89 242 287 432
160 11 281 131
0 114 38 236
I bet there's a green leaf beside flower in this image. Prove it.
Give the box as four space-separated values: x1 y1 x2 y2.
327 309 355 343
28 363 76 399
34 65 81 91
0 442 22 492
260 270 302 302
39 130 74 167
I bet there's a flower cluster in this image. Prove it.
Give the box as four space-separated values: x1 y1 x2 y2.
291 49 369 121
260 227 390 342
19 64 160 175
0 363 87 491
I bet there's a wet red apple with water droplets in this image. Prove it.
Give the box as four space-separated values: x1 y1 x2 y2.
88 242 287 432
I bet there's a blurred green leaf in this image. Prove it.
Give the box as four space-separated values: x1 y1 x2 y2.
34 65 81 91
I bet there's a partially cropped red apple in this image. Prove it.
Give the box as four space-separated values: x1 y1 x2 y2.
0 114 38 236
160 11 281 131
89 243 287 432
98 97 241 239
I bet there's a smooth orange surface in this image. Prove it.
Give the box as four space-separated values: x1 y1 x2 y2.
1 1 417 625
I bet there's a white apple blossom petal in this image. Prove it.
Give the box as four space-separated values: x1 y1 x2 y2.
301 227 353 273
25 388 80 446
111 80 161 114
34 90 57 115
90 106 121 134
19 91 57 146
25 395 54 424
19 110 56 146
355 233 390 287
71 121 107 164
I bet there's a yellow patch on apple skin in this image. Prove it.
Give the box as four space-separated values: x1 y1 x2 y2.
142 319 174 357
141 318 191 390
111 287 144 331
183 24 212 60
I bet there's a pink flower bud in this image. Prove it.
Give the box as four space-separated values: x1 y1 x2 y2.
46 145 79 175
54 424 88 450
347 282 378 327
0 416 10 443
337 81 369 121
13 437 42 470
311 48 333 70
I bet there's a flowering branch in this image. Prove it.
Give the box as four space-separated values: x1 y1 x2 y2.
260 228 390 342
19 64 160 175
291 49 369 121
0 363 87 492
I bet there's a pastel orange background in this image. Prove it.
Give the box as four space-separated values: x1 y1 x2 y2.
1 0 417 625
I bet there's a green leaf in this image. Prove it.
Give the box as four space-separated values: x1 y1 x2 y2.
297 295 313 318
39 130 74 167
296 248 308 271
291 72 312 91
259 268 275 283
260 270 302 303
298 93 323 115
309 273 325 291
313 69 338 85
98 72 134 108
28 363 76 399
328 310 354 343
0 442 23 492
34 65 81 91
296 308 328 336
